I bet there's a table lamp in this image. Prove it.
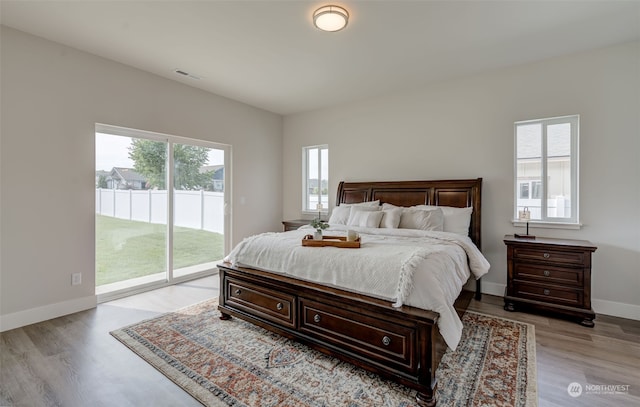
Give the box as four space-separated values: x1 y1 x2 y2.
514 207 535 239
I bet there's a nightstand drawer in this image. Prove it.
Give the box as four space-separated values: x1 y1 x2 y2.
513 247 584 265
514 263 583 287
513 282 583 307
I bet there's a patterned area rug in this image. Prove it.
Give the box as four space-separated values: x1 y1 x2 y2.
111 299 537 406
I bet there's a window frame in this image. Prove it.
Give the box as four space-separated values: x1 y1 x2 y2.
95 123 232 302
513 115 580 227
302 144 329 215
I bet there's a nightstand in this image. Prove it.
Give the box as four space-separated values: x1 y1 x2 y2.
282 219 310 231
503 235 597 327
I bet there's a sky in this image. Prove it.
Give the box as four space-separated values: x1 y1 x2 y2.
95 133 224 171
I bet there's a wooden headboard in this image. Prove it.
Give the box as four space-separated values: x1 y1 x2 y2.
336 178 482 249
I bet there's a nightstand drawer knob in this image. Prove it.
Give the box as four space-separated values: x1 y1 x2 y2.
382 336 391 346
543 253 550 259
543 289 550 295
234 289 241 295
543 270 550 277
276 302 283 310
313 314 321 323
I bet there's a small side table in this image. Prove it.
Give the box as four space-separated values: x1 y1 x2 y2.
503 234 597 327
282 219 310 231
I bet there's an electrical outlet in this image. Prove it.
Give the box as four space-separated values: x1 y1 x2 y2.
71 273 82 286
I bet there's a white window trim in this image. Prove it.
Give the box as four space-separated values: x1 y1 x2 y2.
513 115 580 228
511 220 582 230
302 144 328 215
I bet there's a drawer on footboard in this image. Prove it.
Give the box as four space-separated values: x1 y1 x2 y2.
225 277 296 328
298 298 417 373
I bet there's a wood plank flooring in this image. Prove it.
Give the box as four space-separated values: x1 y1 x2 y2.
2 276 638 406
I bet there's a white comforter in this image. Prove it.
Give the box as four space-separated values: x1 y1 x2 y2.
225 225 490 350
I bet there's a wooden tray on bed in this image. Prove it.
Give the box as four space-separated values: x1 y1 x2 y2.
302 235 361 248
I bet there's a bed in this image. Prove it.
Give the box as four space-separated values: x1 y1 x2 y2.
218 178 485 406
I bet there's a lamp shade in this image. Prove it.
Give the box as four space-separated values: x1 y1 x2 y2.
313 5 349 32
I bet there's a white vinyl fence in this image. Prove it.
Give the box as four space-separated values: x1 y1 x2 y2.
96 189 224 234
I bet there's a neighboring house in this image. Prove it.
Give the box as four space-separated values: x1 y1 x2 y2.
95 170 109 188
107 167 147 190
201 165 224 192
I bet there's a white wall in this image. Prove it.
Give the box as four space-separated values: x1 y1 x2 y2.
283 41 640 320
0 27 283 330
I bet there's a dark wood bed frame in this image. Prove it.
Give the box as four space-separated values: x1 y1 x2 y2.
218 178 483 406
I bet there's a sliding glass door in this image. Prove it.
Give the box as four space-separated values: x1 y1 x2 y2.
172 143 226 278
95 124 230 299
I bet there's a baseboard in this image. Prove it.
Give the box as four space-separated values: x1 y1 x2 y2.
0 295 97 332
479 280 506 297
592 298 640 321
1 283 637 332
475 280 639 321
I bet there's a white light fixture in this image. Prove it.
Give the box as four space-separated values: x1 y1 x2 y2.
313 5 349 32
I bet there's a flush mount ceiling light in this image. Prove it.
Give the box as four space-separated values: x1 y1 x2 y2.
313 5 349 32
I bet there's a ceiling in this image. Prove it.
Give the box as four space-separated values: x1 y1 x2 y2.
1 1 639 115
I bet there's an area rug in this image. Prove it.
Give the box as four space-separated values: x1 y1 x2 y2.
111 299 537 406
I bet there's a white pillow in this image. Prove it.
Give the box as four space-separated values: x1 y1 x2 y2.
349 200 380 207
399 208 444 231
328 205 351 225
381 202 400 210
414 205 473 236
347 209 384 228
380 207 402 228
328 201 380 225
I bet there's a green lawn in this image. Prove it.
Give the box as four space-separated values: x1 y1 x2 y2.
96 214 224 286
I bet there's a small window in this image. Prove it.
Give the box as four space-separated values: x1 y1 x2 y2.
302 145 328 213
531 181 542 200
519 182 530 199
515 115 579 224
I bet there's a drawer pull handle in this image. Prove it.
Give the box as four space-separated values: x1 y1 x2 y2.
276 302 283 311
313 314 321 323
234 289 241 295
382 336 391 346
543 253 550 259
543 289 550 295
543 270 550 277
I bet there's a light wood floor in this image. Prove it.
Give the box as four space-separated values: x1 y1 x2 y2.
1 275 638 407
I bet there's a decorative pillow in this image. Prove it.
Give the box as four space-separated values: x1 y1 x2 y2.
380 207 402 228
381 202 400 210
399 208 444 231
328 201 380 225
413 205 473 236
328 205 351 225
347 209 384 228
355 200 380 207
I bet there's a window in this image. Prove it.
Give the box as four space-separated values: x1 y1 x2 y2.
515 115 579 224
95 124 230 300
518 180 542 200
303 145 329 213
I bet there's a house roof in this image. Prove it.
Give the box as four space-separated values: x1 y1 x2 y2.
111 167 146 183
200 165 224 173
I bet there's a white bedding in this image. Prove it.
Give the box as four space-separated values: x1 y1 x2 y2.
225 225 490 350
